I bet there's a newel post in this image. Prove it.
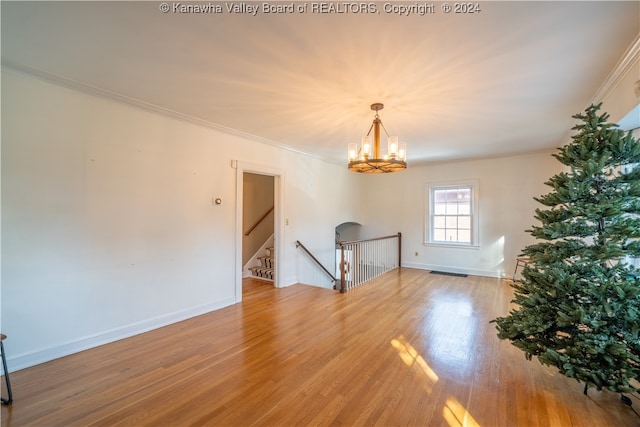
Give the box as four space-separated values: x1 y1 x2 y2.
398 232 402 268
340 244 346 293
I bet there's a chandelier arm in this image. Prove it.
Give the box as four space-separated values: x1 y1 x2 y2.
379 120 391 138
365 122 375 137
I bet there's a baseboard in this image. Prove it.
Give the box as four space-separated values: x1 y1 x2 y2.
401 262 504 279
281 276 298 288
7 297 236 372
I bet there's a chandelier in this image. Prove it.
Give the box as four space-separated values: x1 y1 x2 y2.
348 103 407 173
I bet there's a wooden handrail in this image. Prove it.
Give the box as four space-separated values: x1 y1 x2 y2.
296 240 337 283
337 233 400 246
245 205 274 236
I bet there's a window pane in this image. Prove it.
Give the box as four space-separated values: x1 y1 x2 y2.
433 216 446 228
445 216 457 228
458 203 470 215
458 188 471 200
445 203 458 215
434 190 447 203
458 216 471 229
458 229 471 243
434 203 446 215
434 229 446 241
446 230 457 242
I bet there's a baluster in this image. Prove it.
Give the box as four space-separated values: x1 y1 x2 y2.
354 243 359 289
377 240 381 276
366 241 371 283
383 239 387 274
391 237 395 268
363 241 368 285
385 239 388 272
374 240 378 277
363 241 367 284
390 237 394 269
352 243 356 291
358 242 363 286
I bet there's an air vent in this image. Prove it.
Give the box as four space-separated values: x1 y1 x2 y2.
430 271 468 277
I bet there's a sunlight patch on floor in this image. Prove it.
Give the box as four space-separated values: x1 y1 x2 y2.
443 397 480 427
391 335 439 384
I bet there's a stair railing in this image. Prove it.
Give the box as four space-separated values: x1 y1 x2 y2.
295 241 338 284
337 233 401 293
245 205 274 236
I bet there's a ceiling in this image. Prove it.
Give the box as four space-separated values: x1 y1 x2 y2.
2 1 639 165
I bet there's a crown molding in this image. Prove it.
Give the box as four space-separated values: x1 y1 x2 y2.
589 33 640 105
1 60 327 162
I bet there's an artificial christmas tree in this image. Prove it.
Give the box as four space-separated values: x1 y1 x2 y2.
493 103 640 395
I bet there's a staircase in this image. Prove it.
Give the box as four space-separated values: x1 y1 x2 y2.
249 247 274 281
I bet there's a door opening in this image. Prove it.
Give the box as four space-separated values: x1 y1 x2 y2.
242 173 275 285
234 161 284 302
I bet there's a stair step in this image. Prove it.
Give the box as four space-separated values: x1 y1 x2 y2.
249 246 275 281
249 266 274 280
258 256 274 268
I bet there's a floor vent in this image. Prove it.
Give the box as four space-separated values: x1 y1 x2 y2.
430 271 468 277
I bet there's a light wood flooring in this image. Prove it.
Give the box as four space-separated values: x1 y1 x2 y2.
2 269 639 426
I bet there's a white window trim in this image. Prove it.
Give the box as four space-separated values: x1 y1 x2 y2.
424 180 480 249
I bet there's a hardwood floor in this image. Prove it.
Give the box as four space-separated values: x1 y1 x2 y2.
2 269 639 426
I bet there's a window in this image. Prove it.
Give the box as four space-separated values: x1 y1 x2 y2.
426 182 478 247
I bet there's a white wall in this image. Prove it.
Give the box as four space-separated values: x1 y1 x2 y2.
1 69 359 370
355 152 563 278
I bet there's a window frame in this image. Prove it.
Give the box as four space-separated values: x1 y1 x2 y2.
425 180 479 248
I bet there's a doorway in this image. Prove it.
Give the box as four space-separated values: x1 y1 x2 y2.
242 173 274 283
234 161 284 302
